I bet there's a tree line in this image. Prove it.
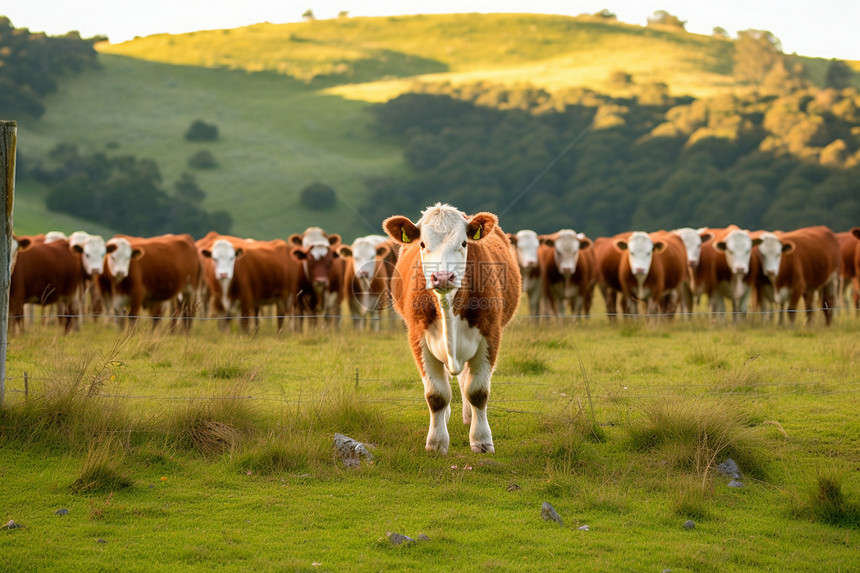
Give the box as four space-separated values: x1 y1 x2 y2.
360 81 860 236
0 17 100 118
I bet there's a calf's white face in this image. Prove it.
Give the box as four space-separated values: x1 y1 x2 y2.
756 232 790 278
383 203 497 293
551 229 583 275
716 229 759 275
513 230 539 269
617 231 656 277
77 235 107 276
350 237 381 280
205 239 240 280
673 227 705 267
105 238 137 280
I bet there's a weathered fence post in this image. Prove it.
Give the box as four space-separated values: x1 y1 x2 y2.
0 121 17 408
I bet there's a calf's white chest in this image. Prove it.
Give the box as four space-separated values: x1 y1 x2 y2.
425 296 483 376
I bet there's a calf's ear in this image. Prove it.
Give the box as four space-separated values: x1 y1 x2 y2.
376 243 391 258
614 240 629 251
506 233 518 246
579 236 593 250
327 234 341 247
288 234 303 247
292 248 309 261
201 249 212 258
467 212 498 241
781 241 796 254
234 248 244 258
383 216 420 244
653 241 665 253
338 245 353 258
131 248 144 260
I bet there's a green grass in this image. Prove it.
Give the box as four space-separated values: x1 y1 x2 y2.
1 306 858 570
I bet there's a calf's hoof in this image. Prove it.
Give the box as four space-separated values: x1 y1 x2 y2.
426 443 448 455
471 442 495 454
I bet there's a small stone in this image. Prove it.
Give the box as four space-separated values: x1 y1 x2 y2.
716 458 742 479
578 525 590 531
417 534 430 542
506 483 521 492
728 480 745 488
386 532 415 546
541 502 563 526
96 538 107 543
2 520 22 530
55 508 70 516
334 433 374 468
683 520 695 530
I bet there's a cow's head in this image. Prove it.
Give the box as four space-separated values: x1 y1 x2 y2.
543 229 590 276
201 239 243 281
384 203 497 294
105 237 143 281
10 235 31 274
293 241 339 289
616 231 663 280
673 227 713 269
715 228 762 276
755 232 793 281
509 230 540 270
340 237 389 283
71 234 107 276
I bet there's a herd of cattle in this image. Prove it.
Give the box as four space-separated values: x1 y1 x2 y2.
7 218 860 336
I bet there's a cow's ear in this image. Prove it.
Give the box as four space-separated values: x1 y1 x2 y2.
579 236 592 250
71 244 84 254
234 248 244 258
851 227 860 240
105 243 117 254
131 248 144 260
376 243 390 259
506 233 518 246
751 237 763 247
201 249 212 258
327 234 341 246
781 241 796 254
615 240 629 251
699 231 714 244
539 235 555 247
466 212 498 241
288 234 303 246
383 215 420 244
715 241 727 252
292 248 309 261
338 245 353 258
17 237 32 251
653 241 665 253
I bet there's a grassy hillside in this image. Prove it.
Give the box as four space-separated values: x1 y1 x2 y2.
14 13 848 240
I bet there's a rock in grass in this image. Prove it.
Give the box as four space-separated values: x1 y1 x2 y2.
728 480 745 488
683 520 695 530
55 509 69 516
716 458 742 479
2 520 22 530
386 532 416 546
541 502 563 526
506 483 521 492
334 433 374 468
578 525 590 531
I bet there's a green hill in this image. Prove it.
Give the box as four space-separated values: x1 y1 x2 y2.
11 13 854 239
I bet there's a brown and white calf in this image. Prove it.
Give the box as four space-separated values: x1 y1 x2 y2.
593 232 632 321
506 230 542 317
291 236 346 329
339 235 392 331
836 229 860 315
538 229 596 319
384 203 520 454
696 226 762 320
614 230 687 318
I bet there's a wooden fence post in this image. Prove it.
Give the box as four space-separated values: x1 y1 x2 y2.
0 120 17 408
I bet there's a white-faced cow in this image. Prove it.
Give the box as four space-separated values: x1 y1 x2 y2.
69 231 107 324
383 203 520 454
99 234 201 331
538 230 596 319
290 232 346 329
672 227 714 316
339 235 392 331
506 230 542 317
753 226 841 325
696 226 762 320
614 230 687 319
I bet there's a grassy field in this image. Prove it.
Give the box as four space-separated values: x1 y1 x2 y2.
1 304 857 570
17 13 846 242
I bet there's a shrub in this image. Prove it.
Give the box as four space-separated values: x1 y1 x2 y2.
185 119 219 141
187 149 218 169
300 182 337 210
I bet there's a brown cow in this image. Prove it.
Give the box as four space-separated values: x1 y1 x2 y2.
695 226 762 320
291 238 346 329
99 234 201 331
339 236 392 331
538 229 596 319
754 226 841 325
836 229 860 315
614 230 688 319
593 232 632 321
9 237 83 334
200 237 299 333
383 203 520 454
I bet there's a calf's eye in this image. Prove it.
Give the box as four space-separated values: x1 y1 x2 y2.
420 242 425 249
462 241 467 248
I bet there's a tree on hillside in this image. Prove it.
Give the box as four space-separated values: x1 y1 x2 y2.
593 9 617 20
825 59 854 89
734 29 784 86
302 9 316 21
712 27 729 39
647 11 686 30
